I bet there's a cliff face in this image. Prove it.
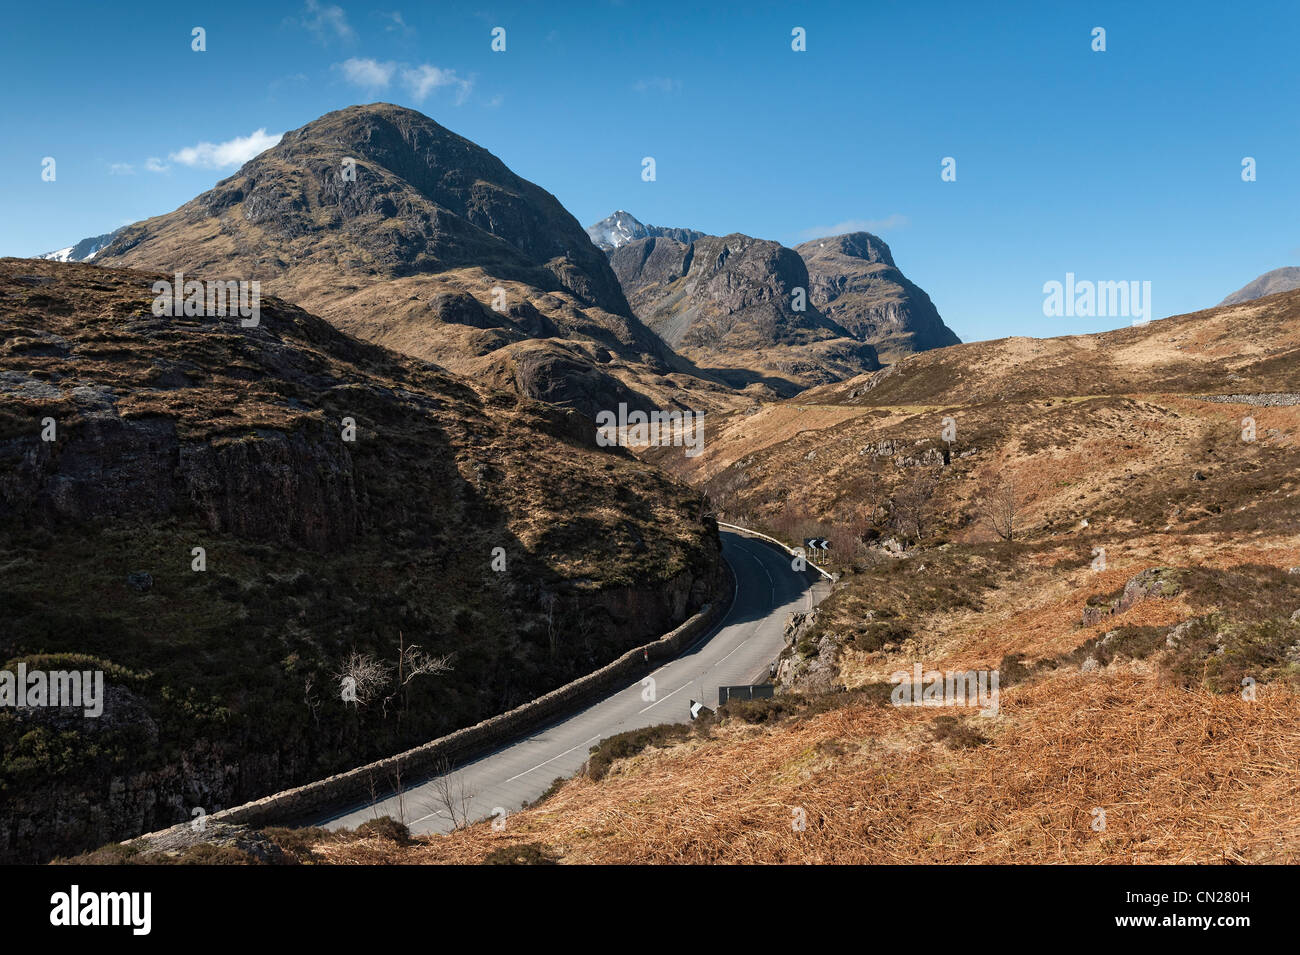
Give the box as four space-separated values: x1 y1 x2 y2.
0 258 722 862
794 233 960 362
592 214 957 390
609 233 880 393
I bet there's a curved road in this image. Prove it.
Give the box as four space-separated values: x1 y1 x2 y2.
320 529 830 835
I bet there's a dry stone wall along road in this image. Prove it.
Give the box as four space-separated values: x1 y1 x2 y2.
319 528 831 835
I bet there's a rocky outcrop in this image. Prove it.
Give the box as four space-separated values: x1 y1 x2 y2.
1082 567 1184 626
794 233 960 362
608 232 880 391
2 411 360 550
775 607 841 692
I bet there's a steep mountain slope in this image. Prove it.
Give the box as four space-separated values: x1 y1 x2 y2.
794 232 960 361
0 258 722 863
586 210 705 252
608 232 880 394
1220 266 1300 306
94 104 731 417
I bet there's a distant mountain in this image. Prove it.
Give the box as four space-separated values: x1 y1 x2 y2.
609 231 879 393
95 105 726 418
589 213 958 384
1219 267 1300 306
794 233 960 362
586 210 704 252
36 227 125 263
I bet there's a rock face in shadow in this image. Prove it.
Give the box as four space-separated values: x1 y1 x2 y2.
0 258 723 863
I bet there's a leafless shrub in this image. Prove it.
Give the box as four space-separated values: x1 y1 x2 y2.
424 758 474 830
891 470 939 542
982 474 1021 541
335 651 392 708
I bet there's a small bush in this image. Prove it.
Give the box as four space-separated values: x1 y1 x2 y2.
172 843 256 865
481 842 558 865
719 696 802 724
355 816 411 843
263 826 328 862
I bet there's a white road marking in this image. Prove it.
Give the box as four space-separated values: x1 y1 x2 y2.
638 680 690 713
504 734 601 783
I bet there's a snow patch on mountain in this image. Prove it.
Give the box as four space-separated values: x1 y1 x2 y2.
586 210 648 251
36 228 126 263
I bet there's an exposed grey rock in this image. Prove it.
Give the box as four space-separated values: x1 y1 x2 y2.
1219 267 1300 306
794 232 961 362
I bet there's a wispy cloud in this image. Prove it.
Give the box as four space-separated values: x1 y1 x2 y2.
337 57 396 90
289 0 355 43
797 214 910 241
109 156 169 175
335 57 472 104
378 10 414 36
169 129 282 169
634 77 681 94
401 64 472 104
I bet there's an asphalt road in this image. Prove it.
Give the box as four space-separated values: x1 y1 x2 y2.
320 528 830 835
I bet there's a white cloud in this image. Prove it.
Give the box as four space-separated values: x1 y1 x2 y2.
109 163 134 175
144 157 169 173
797 215 910 241
338 56 396 89
293 0 355 42
401 64 472 104
335 58 472 104
169 129 282 169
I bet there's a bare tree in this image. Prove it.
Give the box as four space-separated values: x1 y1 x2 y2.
891 469 939 543
335 651 392 708
304 674 321 726
540 592 559 659
425 757 474 830
386 631 455 718
982 474 1021 541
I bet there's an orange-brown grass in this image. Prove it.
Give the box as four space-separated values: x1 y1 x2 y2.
306 674 1300 864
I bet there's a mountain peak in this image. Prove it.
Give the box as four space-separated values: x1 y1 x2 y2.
586 211 706 252
1219 266 1300 306
795 232 895 269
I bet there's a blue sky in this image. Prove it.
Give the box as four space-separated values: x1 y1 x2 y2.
1 0 1296 343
